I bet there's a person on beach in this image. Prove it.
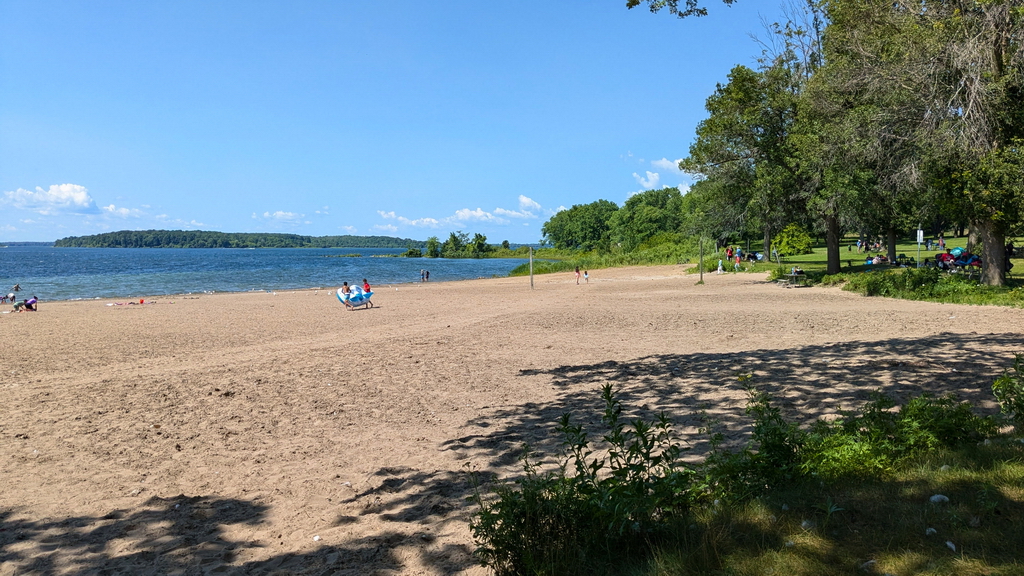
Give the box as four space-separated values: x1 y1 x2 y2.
11 284 20 293
420 270 425 282
425 270 429 281
575 266 581 284
584 270 589 284
340 282 354 310
13 296 37 312
362 278 375 308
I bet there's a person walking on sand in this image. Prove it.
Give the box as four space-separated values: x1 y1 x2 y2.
362 278 375 308
575 266 581 284
339 282 354 310
584 270 589 284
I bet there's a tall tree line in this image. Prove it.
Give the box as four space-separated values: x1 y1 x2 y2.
673 0 1024 285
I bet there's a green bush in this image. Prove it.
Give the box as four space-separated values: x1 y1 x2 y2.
471 381 1000 574
471 385 694 576
993 353 1024 431
773 223 814 256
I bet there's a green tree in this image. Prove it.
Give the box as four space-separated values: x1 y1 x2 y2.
774 223 813 257
682 61 809 258
425 236 441 258
819 0 1024 285
540 200 619 251
470 233 491 257
609 188 684 251
626 0 737 18
441 231 469 258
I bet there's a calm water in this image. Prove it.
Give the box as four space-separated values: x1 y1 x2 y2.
0 246 528 301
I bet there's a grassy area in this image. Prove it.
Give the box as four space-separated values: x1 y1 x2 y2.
471 369 1024 576
641 442 1024 576
508 242 700 276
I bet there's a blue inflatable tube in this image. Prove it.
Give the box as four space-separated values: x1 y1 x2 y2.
337 287 373 307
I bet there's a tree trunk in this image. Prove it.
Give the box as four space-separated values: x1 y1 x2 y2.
763 227 771 258
967 227 980 254
826 213 841 275
976 219 1006 286
887 228 898 263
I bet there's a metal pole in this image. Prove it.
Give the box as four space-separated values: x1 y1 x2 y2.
529 248 534 290
699 235 704 284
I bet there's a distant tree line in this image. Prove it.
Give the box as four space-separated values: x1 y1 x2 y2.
53 230 425 249
404 232 528 258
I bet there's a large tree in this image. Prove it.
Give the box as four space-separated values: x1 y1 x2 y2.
820 0 1024 285
540 200 619 251
608 188 684 251
682 61 810 260
626 0 736 18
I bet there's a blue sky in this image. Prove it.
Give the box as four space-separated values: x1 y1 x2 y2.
1 1 782 243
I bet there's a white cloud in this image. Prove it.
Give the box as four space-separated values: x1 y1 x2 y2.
102 204 143 218
453 208 501 222
374 224 398 232
340 225 357 233
519 195 541 211
633 171 661 189
651 158 684 173
315 206 329 215
400 216 441 227
494 207 534 219
2 183 99 215
555 205 567 212
378 210 397 219
262 211 304 221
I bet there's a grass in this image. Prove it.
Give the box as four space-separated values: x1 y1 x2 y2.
471 380 1024 576
640 441 1024 576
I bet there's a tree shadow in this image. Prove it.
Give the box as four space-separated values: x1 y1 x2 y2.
322 332 1021 573
445 332 1019 469
4 332 1018 574
0 493 476 575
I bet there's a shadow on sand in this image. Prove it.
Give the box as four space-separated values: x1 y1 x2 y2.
3 332 1019 574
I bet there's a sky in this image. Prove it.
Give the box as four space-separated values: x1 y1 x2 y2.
0 1 785 243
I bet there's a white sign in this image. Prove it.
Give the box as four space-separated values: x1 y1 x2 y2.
917 229 924 244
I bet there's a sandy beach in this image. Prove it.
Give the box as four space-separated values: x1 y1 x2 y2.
2 265 1022 575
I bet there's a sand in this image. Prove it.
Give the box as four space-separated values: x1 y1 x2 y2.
1 265 1022 575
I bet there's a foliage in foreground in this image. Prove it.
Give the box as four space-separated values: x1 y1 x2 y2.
834 268 1024 307
471 374 1020 576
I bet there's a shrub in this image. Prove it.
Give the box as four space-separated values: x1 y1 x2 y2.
773 223 813 257
471 385 694 576
993 353 1024 431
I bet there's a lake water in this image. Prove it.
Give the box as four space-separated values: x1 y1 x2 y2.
0 246 528 301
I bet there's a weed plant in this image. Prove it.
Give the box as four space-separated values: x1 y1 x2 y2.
993 353 1024 431
470 385 694 576
471 374 1015 576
